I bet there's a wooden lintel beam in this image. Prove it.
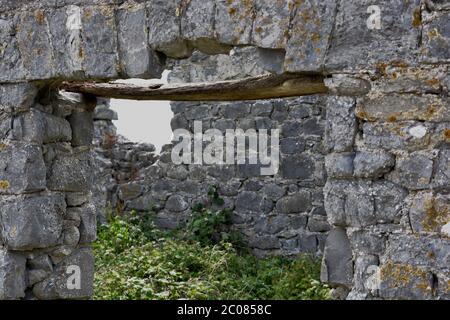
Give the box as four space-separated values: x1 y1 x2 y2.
60 74 327 101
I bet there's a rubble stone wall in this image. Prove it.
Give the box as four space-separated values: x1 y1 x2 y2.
0 0 449 300
1 87 96 299
92 99 158 223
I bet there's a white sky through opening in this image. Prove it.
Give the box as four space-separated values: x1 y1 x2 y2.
110 70 173 154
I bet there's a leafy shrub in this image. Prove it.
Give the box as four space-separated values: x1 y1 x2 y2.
183 186 246 250
93 188 330 300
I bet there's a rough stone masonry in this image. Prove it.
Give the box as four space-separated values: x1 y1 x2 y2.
0 0 449 300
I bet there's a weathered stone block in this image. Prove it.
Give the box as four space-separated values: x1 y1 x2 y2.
433 149 450 189
353 150 395 178
0 250 26 300
321 228 353 289
356 94 450 122
65 192 89 207
167 166 189 180
325 0 421 72
68 110 93 147
435 271 450 300
63 225 80 246
215 0 254 45
220 102 250 119
208 165 235 181
372 181 408 224
181 0 230 55
12 109 72 144
28 254 53 273
276 191 311 214
349 230 386 256
0 14 26 82
0 83 38 112
352 254 379 295
165 194 189 212
0 193 65 250
387 151 436 190
299 118 324 136
16 10 54 80
379 262 434 299
297 232 319 254
324 74 371 96
325 96 357 152
65 204 96 245
325 153 355 178
281 120 301 138
48 149 93 192
421 11 450 63
148 0 192 58
326 179 407 227
280 137 305 154
117 3 164 78
370 66 446 94
235 191 272 213
82 5 118 78
408 191 450 234
382 234 450 271
33 247 94 300
285 0 337 72
425 0 450 11
254 214 290 235
52 92 93 117
251 101 273 117
252 0 291 49
280 154 315 180
362 121 433 151
307 215 331 232
262 183 285 201
0 143 46 194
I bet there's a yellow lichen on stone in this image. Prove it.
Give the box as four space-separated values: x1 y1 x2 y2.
380 261 432 293
0 180 10 190
387 115 397 123
355 108 376 121
444 129 450 140
228 7 237 15
422 196 450 232
34 9 45 25
428 28 440 39
84 7 93 20
412 7 421 28
311 33 321 43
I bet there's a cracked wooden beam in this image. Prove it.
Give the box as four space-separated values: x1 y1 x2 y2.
60 74 327 101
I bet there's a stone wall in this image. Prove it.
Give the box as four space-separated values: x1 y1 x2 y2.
0 0 449 300
1 88 96 299
322 69 450 300
91 99 158 223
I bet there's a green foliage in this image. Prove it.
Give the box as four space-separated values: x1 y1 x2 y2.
183 186 239 247
93 187 331 300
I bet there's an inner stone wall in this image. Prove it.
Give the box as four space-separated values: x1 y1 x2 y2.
97 48 329 257
0 0 449 300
